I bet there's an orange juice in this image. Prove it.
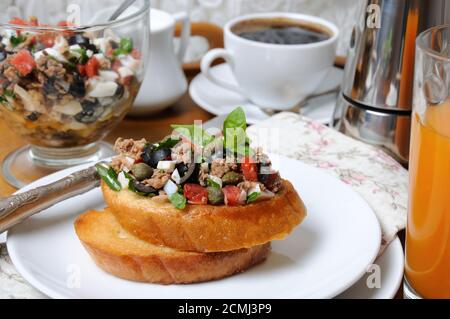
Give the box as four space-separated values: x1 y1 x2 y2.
406 101 450 298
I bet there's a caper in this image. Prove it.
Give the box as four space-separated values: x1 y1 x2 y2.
131 163 154 181
222 171 243 185
207 187 224 205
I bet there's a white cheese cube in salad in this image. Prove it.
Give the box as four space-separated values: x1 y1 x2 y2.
118 66 134 78
53 36 68 53
2 36 10 47
38 48 67 63
33 50 45 61
53 100 83 115
171 169 181 184
93 38 110 53
89 81 118 98
164 180 179 197
118 172 130 190
99 70 119 82
69 45 82 58
157 161 177 173
120 55 140 72
69 44 82 51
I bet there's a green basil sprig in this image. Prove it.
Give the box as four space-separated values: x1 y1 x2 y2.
223 107 252 156
10 34 26 47
95 163 122 191
114 38 134 56
247 192 260 204
154 137 181 151
207 178 221 189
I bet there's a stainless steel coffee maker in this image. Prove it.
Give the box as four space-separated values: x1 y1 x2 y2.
333 0 450 166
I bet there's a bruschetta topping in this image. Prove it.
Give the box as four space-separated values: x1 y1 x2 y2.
97 107 283 209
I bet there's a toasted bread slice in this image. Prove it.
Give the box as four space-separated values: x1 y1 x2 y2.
75 209 271 284
102 179 306 253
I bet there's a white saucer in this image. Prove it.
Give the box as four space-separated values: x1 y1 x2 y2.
336 237 404 299
189 63 343 125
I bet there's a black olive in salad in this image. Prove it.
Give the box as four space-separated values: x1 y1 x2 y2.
97 107 284 210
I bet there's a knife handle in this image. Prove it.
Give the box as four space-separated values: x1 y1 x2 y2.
0 166 100 234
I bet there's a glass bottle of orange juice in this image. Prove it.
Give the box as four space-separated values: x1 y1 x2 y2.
405 25 450 299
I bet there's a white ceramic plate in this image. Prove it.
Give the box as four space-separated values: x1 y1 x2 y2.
7 155 381 299
189 63 343 125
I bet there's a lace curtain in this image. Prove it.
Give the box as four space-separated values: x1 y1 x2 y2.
0 0 359 55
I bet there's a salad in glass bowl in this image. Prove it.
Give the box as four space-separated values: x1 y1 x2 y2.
0 0 150 187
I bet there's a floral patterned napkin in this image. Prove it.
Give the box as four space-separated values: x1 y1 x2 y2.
246 112 408 252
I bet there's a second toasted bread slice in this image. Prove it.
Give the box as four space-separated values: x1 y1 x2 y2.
75 209 270 284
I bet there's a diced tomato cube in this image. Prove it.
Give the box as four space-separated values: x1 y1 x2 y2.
11 50 36 76
241 156 258 182
77 64 86 76
29 16 39 26
86 57 100 78
184 184 208 205
39 33 55 48
223 185 245 206
57 21 74 27
9 17 28 26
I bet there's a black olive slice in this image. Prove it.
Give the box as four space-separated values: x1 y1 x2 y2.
132 180 158 195
179 163 198 184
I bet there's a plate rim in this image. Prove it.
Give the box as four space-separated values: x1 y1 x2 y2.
6 155 381 299
336 236 404 299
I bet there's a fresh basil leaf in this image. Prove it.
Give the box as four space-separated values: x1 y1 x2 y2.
120 38 133 53
0 90 16 104
169 192 187 210
154 137 181 151
72 48 88 64
10 34 26 47
95 163 121 191
223 107 247 132
247 192 260 204
223 107 252 156
207 178 221 189
171 124 215 146
114 38 133 56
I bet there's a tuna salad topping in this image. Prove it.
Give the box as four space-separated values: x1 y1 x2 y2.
97 107 283 209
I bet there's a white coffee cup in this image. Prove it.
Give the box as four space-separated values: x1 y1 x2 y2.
201 12 339 110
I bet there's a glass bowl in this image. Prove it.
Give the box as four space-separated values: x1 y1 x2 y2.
0 0 150 187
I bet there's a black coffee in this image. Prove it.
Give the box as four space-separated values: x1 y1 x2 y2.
232 18 331 45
